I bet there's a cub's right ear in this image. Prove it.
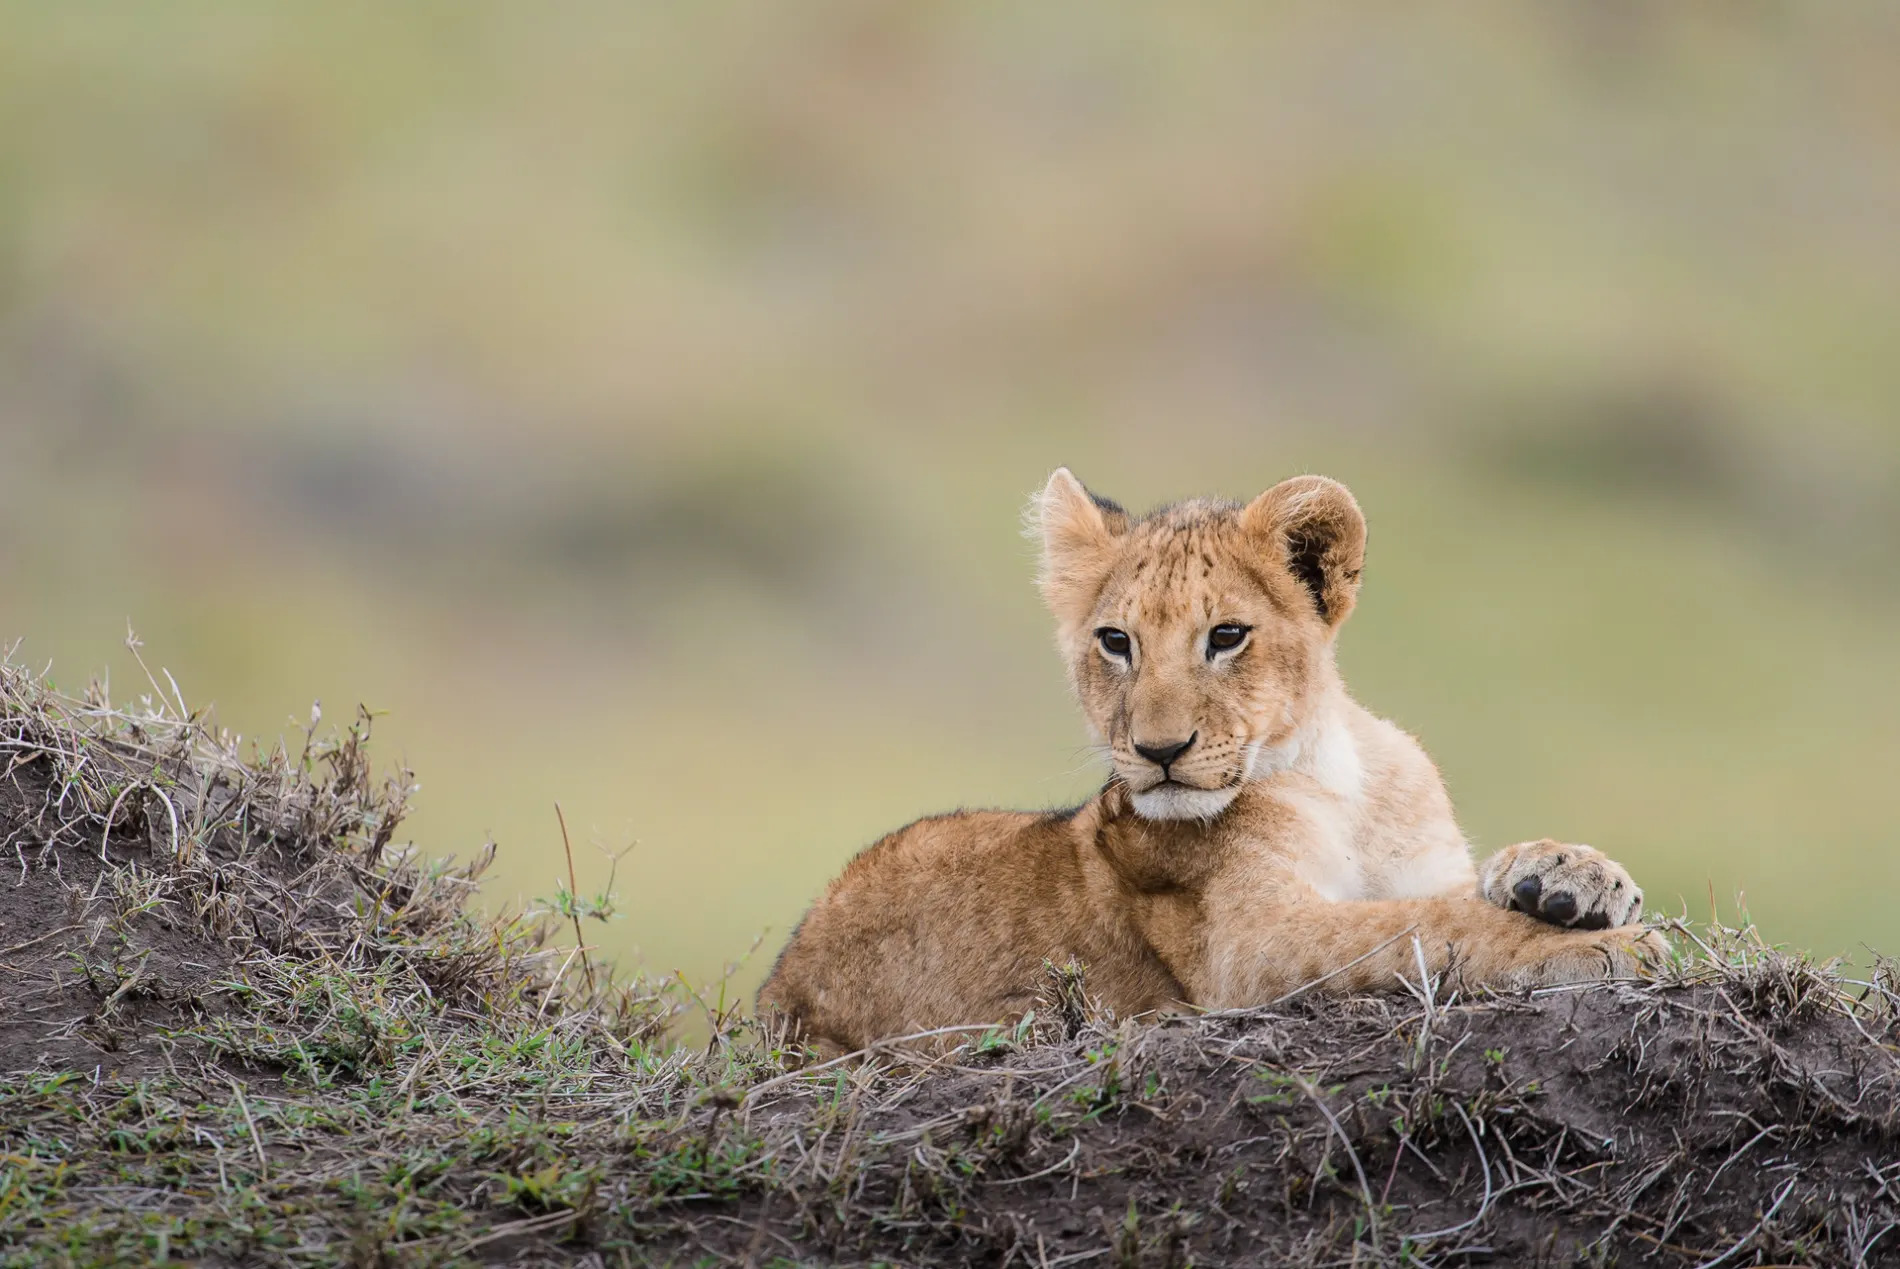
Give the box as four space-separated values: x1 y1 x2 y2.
1030 468 1128 631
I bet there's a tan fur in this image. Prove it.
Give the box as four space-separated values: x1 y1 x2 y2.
759 471 1666 1051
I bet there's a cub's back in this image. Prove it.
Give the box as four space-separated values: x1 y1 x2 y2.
758 805 1178 1051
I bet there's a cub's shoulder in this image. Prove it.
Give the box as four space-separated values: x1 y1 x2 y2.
1346 705 1441 783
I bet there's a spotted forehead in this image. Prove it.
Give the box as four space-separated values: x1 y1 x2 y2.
1099 504 1282 625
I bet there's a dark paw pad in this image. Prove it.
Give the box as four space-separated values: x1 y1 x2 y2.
1487 841 1645 930
1541 890 1579 924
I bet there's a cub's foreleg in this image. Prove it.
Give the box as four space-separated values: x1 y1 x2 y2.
1196 890 1666 1010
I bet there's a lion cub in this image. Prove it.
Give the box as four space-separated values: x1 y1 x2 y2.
760 471 1665 1051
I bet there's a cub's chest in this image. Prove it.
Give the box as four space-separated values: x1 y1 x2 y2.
1275 785 1368 902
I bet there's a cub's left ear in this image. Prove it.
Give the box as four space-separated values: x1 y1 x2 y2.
1240 476 1366 628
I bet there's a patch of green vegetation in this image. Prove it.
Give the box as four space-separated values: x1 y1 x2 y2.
4 659 1899 1267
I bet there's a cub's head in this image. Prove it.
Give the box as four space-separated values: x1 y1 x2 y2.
1033 469 1366 822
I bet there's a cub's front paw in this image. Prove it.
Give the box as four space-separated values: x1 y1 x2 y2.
1481 839 1644 931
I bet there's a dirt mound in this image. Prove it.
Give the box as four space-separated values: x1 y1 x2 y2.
719 971 1900 1267
3 658 1899 1267
0 662 548 1083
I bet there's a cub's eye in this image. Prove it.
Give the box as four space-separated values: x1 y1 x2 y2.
1096 627 1132 659
1207 623 1250 656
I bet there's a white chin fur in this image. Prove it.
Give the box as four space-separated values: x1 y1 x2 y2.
1129 783 1241 822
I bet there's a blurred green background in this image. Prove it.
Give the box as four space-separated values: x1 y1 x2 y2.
3 4 1897 1000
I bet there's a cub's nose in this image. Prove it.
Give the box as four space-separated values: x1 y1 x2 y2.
1133 734 1196 770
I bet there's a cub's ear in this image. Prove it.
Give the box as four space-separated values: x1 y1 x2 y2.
1030 468 1128 630
1240 476 1366 628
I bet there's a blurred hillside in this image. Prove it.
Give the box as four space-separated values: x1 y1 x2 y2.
2 2 1897 995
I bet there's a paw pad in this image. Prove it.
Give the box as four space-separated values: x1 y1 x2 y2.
1484 840 1646 931
1540 890 1579 924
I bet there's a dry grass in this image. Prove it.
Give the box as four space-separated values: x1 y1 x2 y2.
3 654 1900 1268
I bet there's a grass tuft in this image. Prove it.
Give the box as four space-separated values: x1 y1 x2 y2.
3 652 1899 1265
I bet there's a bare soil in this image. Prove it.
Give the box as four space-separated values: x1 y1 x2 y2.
3 665 1899 1267
690 972 1900 1267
